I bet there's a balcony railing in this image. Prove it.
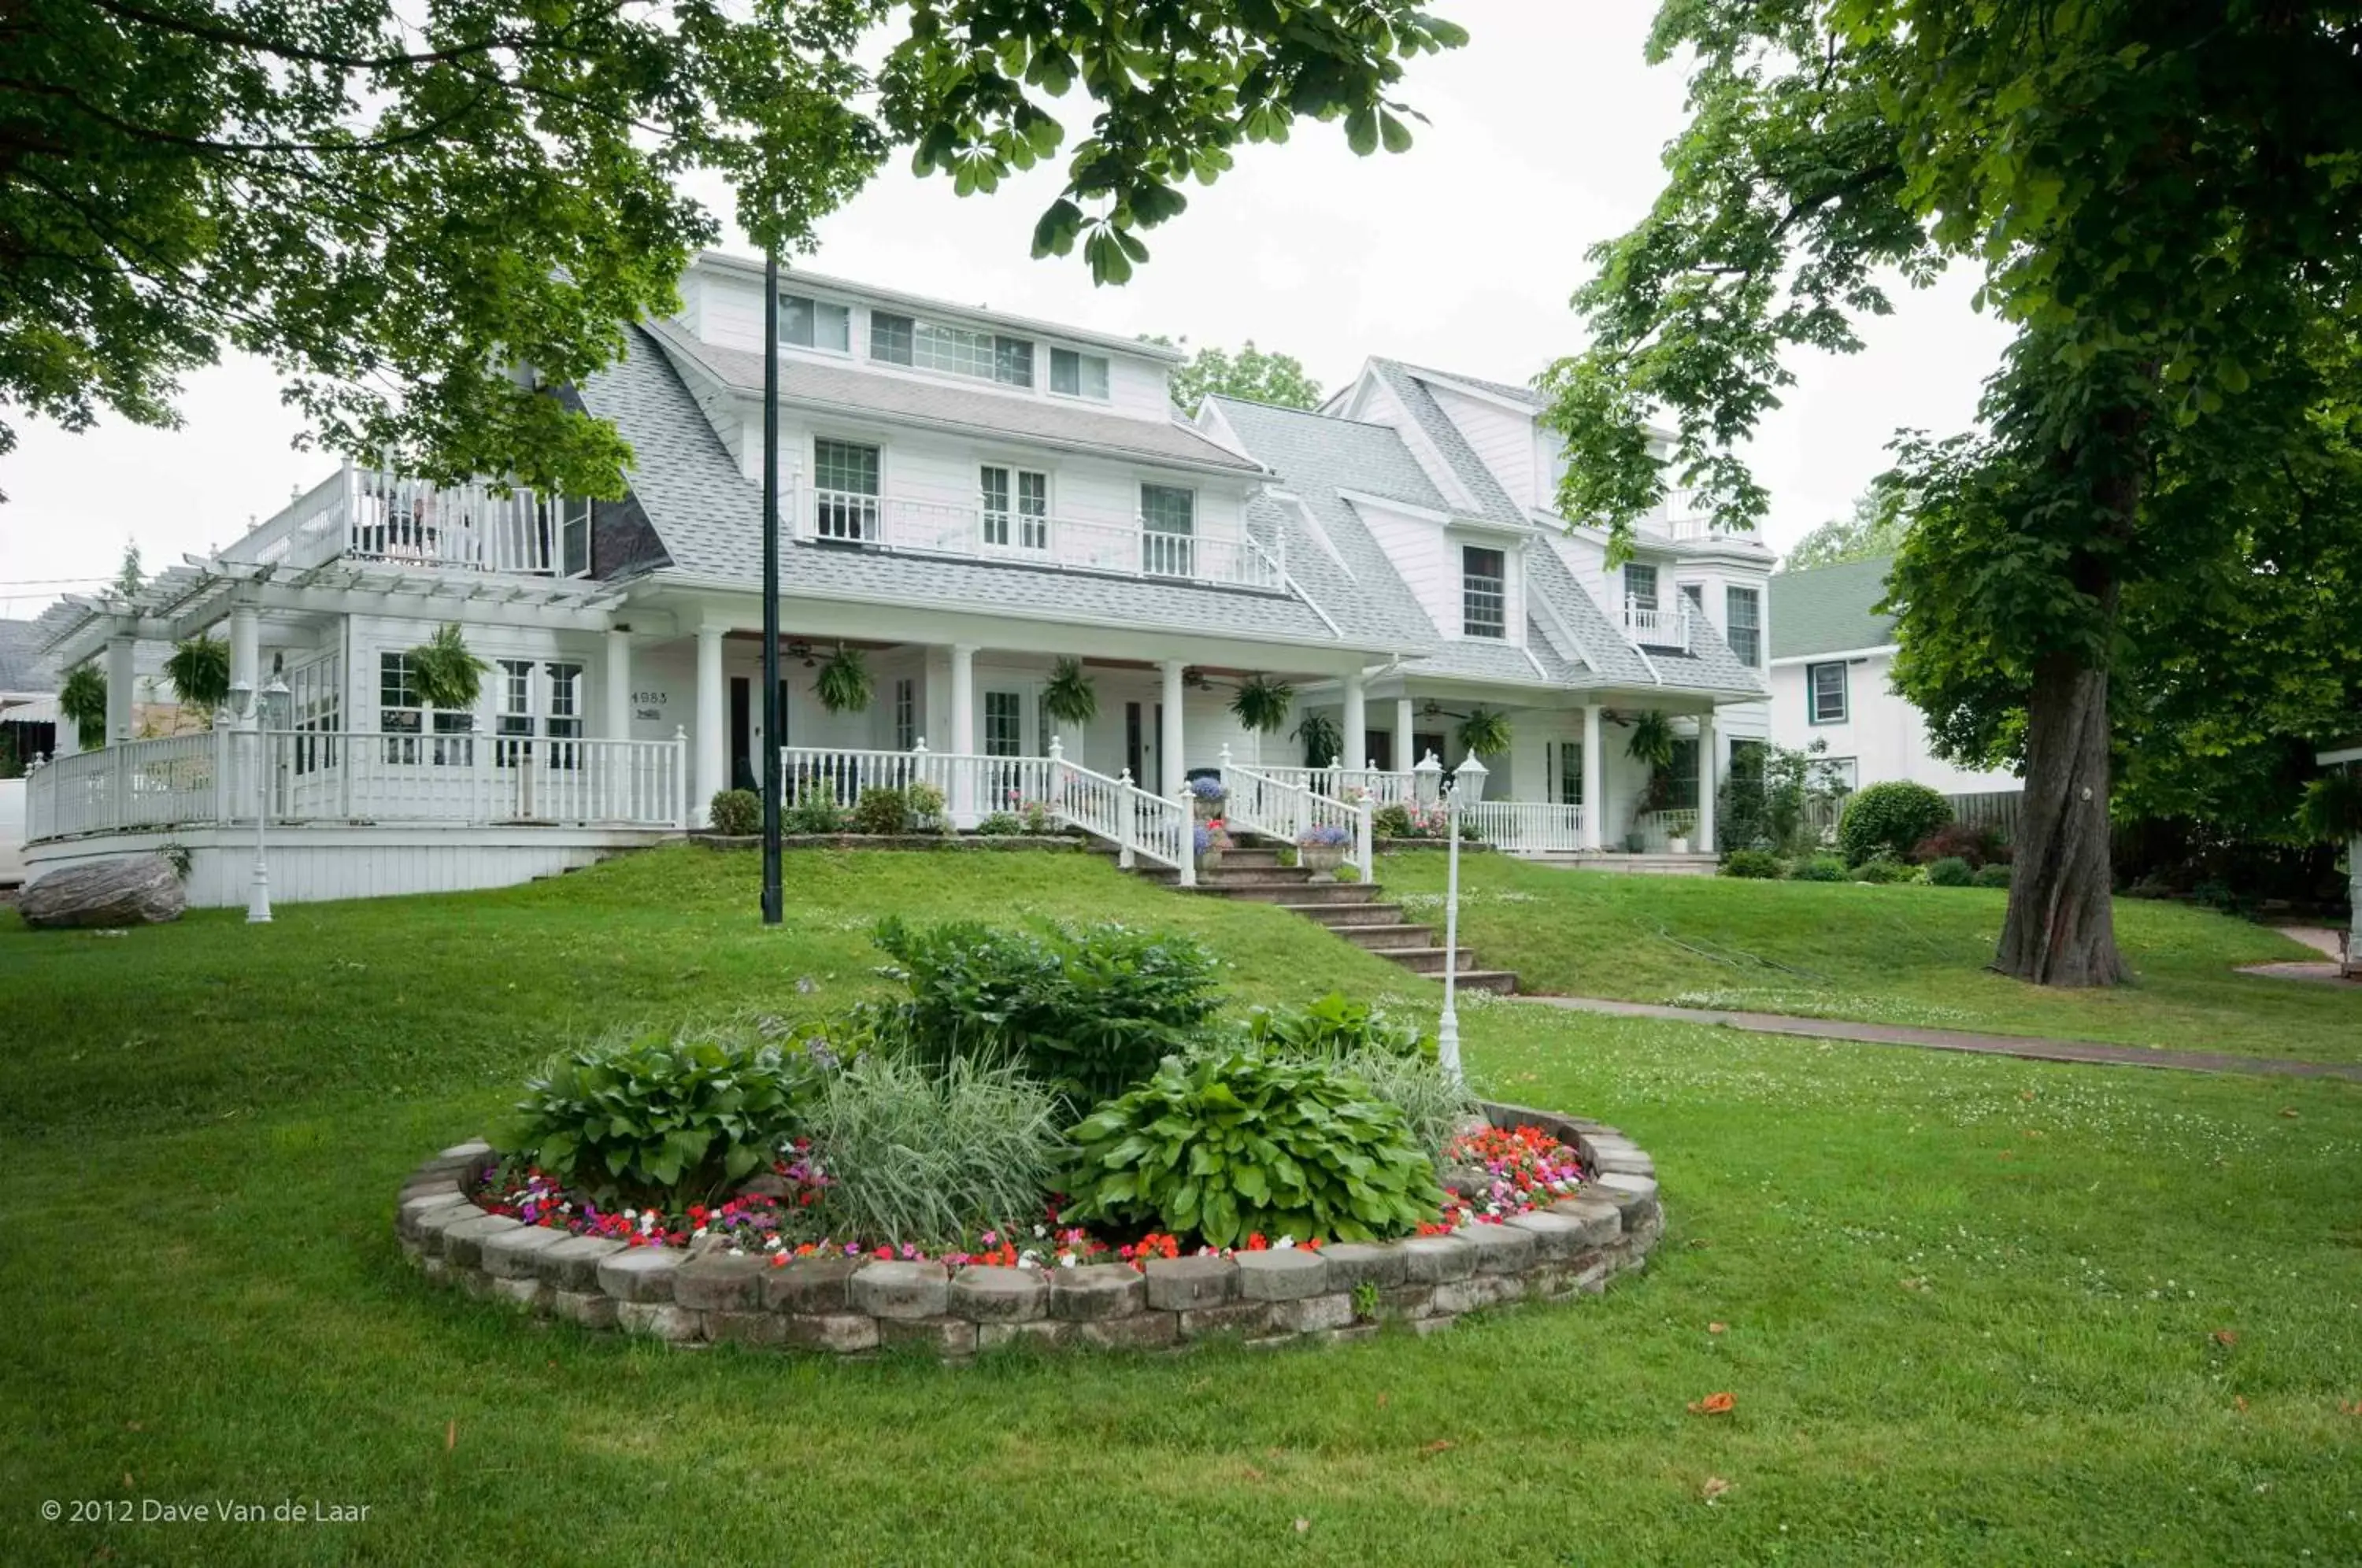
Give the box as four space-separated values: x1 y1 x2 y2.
794 486 1286 592
237 464 579 577
1623 597 1694 652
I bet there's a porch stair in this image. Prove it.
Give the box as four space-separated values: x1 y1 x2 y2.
1119 845 1517 995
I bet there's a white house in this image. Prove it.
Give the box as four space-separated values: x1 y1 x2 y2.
23 254 1772 906
1768 557 2020 797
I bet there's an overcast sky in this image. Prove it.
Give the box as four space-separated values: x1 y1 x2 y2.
0 1 2010 619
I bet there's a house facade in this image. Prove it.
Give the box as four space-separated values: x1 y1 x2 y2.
24 254 1773 905
1768 557 2021 798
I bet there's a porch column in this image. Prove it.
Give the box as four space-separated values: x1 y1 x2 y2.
106 633 136 742
1695 711 1717 853
1395 695 1415 765
694 626 724 825
1342 672 1368 774
1160 658 1186 793
228 605 260 701
604 630 631 739
1580 703 1604 850
950 644 977 823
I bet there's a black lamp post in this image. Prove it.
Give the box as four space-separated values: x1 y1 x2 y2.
760 251 783 925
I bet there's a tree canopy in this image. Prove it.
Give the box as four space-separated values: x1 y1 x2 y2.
2 0 1464 498
1147 337 1325 410
1782 487 1905 572
1540 0 2362 986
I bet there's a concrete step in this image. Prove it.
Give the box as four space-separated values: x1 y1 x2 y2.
1334 923 1442 950
1364 946 1480 975
1454 971 1520 996
1274 901 1409 927
1136 864 1317 888
1197 881 1383 905
1530 852 1720 878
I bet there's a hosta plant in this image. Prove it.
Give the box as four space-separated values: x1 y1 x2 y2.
1063 1049 1444 1248
508 1025 819 1205
1244 990 1433 1062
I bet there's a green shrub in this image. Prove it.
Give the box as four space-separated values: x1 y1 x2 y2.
906 781 947 831
783 795 847 834
1847 856 1919 884
851 786 911 836
1971 862 2013 889
1838 781 1954 866
507 1025 816 1205
1244 991 1434 1061
1790 856 1849 882
804 1056 1066 1248
974 812 1024 836
1720 848 1784 879
1372 803 1414 839
1925 856 1975 887
1064 1050 1444 1248
707 788 761 836
865 918 1222 1108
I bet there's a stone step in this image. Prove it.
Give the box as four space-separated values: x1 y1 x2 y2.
1214 847 1289 870
1335 923 1442 950
1195 881 1383 906
1273 901 1410 927
1364 946 1480 975
1454 970 1521 996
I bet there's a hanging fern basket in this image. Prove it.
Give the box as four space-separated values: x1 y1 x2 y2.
407 623 491 719
813 645 873 715
165 636 232 716
1041 657 1098 729
1455 705 1513 758
59 664 109 749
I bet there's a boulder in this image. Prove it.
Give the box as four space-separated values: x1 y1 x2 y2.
20 855 185 929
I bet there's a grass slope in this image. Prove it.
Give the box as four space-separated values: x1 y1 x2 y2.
1379 851 2362 1062
2 847 2359 1566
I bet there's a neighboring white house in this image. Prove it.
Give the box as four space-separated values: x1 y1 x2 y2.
1768 557 2020 797
23 253 1773 905
2 618 62 886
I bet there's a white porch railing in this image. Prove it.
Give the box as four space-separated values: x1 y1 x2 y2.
25 729 688 838
1461 801 1589 856
1221 751 1374 882
1623 597 1694 652
1253 764 1420 807
1630 808 1705 853
238 464 575 577
793 486 1286 592
779 741 1194 882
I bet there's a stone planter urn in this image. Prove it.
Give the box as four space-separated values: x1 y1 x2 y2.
1668 835 1690 855
1298 843 1346 879
1191 792 1226 823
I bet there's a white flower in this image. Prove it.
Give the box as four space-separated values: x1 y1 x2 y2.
1019 1249 1042 1270
1275 1235 1297 1249
1059 1255 1076 1268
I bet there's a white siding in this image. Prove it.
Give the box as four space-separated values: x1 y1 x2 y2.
1428 385 1536 510
1357 501 1456 634
1768 650 2020 794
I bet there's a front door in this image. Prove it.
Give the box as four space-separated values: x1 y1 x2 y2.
730 677 754 793
1368 731 1394 771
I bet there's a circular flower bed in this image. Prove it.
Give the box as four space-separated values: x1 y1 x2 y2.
394 1100 1663 1358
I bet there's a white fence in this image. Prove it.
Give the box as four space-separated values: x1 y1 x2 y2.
1253 764 1420 807
1222 756 1373 882
1623 598 1694 652
793 486 1285 592
780 741 1194 881
241 464 575 576
1461 801 1590 856
26 730 687 838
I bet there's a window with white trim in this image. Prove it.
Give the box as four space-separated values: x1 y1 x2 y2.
1050 347 1110 400
560 497 591 578
868 311 1033 386
1809 660 1849 723
545 661 583 767
780 293 851 353
1462 545 1506 639
1554 740 1583 805
980 465 1049 549
1140 484 1195 578
1727 586 1762 667
496 658 535 766
380 652 422 764
812 439 880 542
289 655 340 775
894 678 916 751
1624 562 1660 612
983 691 1024 757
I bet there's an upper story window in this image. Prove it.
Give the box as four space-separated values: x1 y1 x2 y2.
812 438 881 542
869 311 1034 387
981 465 1049 550
1727 585 1762 667
1809 660 1849 723
1140 484 1195 578
1051 347 1111 400
1462 545 1506 639
781 294 851 353
1624 562 1660 612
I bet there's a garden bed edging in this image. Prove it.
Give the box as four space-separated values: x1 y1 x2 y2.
394 1101 1662 1359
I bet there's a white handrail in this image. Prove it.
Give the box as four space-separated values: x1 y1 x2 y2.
1623 597 1693 651
1255 763 1418 807
1222 749 1375 882
1461 801 1590 856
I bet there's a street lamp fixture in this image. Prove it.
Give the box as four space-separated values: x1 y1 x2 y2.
1429 750 1486 1089
242 671 291 924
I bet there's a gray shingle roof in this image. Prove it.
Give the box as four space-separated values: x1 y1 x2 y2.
575 328 1349 649
642 317 1261 475
1390 362 1542 407
1365 360 1529 525
0 619 58 692
1769 557 1897 659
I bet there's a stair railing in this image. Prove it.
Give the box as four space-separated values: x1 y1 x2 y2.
1220 745 1375 883
1046 738 1194 887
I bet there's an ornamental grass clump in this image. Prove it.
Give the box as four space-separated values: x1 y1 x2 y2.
507 1024 821 1207
1063 1049 1444 1249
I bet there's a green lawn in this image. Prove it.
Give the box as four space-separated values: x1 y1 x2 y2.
2 846 2360 1565
1380 850 2362 1062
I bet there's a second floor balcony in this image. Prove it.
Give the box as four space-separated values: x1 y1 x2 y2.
241 464 581 579
1623 597 1694 652
794 486 1287 593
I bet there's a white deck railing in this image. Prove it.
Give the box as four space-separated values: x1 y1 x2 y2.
1253 764 1420 806
1623 598 1693 652
779 741 1194 881
793 486 1285 592
235 464 574 577
1629 808 1705 852
1221 752 1373 882
1461 801 1590 856
25 729 687 838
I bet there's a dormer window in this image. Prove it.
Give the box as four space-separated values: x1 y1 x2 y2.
869 310 1033 387
780 294 850 353
1624 562 1660 612
1462 545 1506 639
1051 347 1111 401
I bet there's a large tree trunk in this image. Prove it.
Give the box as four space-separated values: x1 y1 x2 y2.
1994 649 2127 985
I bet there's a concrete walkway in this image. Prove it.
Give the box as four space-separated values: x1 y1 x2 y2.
1516 994 2362 1082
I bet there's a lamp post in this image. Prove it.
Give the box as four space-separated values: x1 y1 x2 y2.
1412 749 1459 1084
228 672 291 923
759 249 783 926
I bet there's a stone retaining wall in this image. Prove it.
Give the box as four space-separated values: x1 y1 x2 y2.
393 1102 1660 1359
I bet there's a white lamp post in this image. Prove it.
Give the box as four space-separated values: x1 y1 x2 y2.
229 672 291 923
1412 750 1461 1084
